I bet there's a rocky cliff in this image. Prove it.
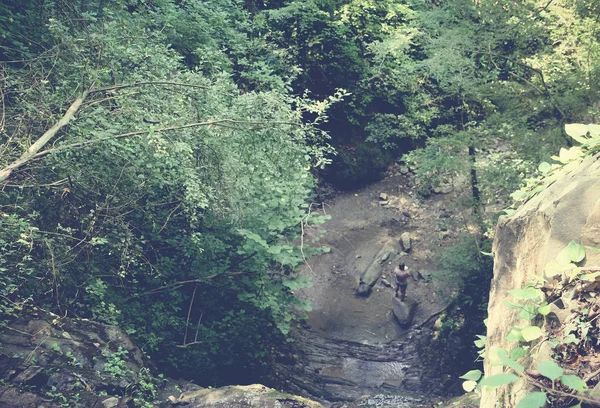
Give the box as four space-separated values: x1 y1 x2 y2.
483 153 600 407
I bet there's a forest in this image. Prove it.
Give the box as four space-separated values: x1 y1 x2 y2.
1 0 599 405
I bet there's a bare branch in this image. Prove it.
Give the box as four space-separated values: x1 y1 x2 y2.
89 81 210 94
31 119 302 159
0 89 90 183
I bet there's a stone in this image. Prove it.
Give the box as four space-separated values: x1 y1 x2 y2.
379 200 389 206
400 166 409 175
433 184 453 194
400 232 411 252
379 193 388 200
175 384 324 408
100 396 119 408
356 282 372 297
392 297 418 328
399 251 408 258
378 251 391 264
381 278 391 287
438 231 450 240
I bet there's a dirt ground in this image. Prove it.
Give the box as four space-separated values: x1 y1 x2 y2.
297 166 469 344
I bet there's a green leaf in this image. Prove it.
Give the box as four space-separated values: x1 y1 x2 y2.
538 360 563 381
505 328 522 343
556 247 574 265
497 348 525 373
538 162 552 173
516 392 547 408
580 272 600 281
508 287 542 301
521 326 542 342
479 373 519 388
566 241 585 263
460 369 482 381
474 335 486 348
462 380 477 392
519 304 538 320
560 374 587 392
510 347 527 360
568 266 581 283
565 124 590 144
544 260 574 278
510 190 528 201
537 304 551 316
505 300 524 310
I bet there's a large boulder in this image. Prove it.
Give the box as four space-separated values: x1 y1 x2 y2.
356 243 396 297
392 297 418 328
483 153 600 407
172 384 324 407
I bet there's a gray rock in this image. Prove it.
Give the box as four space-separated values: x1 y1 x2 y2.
433 184 453 194
400 166 410 175
379 193 388 200
381 278 391 287
438 231 450 240
379 200 389 206
392 297 418 328
378 251 391 264
400 232 411 252
100 397 119 408
356 282 372 297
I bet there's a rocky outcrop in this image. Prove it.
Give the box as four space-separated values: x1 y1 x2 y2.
0 308 323 408
356 243 396 296
173 384 324 407
483 153 600 407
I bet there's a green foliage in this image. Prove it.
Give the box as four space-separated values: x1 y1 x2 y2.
0 0 340 387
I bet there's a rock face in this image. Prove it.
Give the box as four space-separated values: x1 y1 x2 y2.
273 329 445 403
483 153 600 407
0 308 323 408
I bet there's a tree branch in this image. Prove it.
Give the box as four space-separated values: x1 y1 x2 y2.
0 89 90 183
31 119 301 160
88 81 210 94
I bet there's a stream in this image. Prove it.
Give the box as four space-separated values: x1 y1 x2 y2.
272 173 462 406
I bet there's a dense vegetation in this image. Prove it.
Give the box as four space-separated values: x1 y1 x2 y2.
1 0 599 393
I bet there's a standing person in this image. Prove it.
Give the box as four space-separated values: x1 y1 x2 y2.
394 263 416 302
